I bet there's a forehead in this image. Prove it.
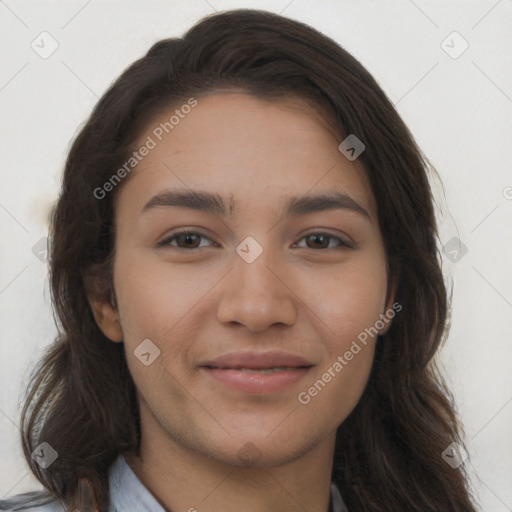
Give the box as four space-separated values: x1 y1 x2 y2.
117 92 377 222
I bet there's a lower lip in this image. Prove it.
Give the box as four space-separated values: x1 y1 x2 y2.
201 367 311 393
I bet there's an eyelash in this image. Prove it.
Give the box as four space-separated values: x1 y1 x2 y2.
156 230 354 250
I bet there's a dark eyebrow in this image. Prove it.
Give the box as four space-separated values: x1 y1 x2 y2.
141 189 234 216
140 189 370 220
282 191 370 220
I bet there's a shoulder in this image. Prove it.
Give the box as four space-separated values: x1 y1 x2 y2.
0 491 65 512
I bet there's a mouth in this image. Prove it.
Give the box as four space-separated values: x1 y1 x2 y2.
199 351 314 393
204 366 309 373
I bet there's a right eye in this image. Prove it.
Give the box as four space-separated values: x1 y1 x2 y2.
157 230 220 250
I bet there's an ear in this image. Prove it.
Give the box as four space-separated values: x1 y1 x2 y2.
88 290 123 343
83 261 123 343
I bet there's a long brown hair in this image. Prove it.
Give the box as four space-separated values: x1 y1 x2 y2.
3 9 478 511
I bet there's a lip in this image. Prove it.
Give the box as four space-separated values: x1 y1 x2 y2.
199 351 314 394
201 350 313 370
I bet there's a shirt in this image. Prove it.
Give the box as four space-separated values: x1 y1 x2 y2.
0 455 349 511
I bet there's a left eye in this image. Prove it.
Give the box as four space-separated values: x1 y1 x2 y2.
157 231 352 250
157 231 217 249
293 233 353 250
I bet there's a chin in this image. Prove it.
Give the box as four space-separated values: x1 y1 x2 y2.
203 426 326 468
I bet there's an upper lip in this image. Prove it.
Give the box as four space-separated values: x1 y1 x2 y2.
200 351 314 370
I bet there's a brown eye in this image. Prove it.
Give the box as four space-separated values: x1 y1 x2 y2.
294 232 353 250
175 233 201 248
157 231 217 249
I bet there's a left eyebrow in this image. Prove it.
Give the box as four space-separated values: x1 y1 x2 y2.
140 189 370 220
282 191 370 220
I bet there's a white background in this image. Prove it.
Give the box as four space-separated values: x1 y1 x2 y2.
1 1 511 510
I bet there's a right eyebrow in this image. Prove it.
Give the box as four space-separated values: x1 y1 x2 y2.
140 189 234 217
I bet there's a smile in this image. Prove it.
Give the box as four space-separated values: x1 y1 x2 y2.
199 350 314 393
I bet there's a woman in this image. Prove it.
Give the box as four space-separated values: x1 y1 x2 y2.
0 8 478 512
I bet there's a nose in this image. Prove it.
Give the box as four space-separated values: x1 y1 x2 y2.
216 245 298 333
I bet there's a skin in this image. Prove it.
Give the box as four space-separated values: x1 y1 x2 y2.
89 92 395 512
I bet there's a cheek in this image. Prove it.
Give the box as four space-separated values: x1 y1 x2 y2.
305 254 388 344
113 249 204 337
296 276 382 423
294 254 386 414
113 255 203 404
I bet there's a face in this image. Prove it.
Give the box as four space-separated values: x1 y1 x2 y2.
93 92 394 467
